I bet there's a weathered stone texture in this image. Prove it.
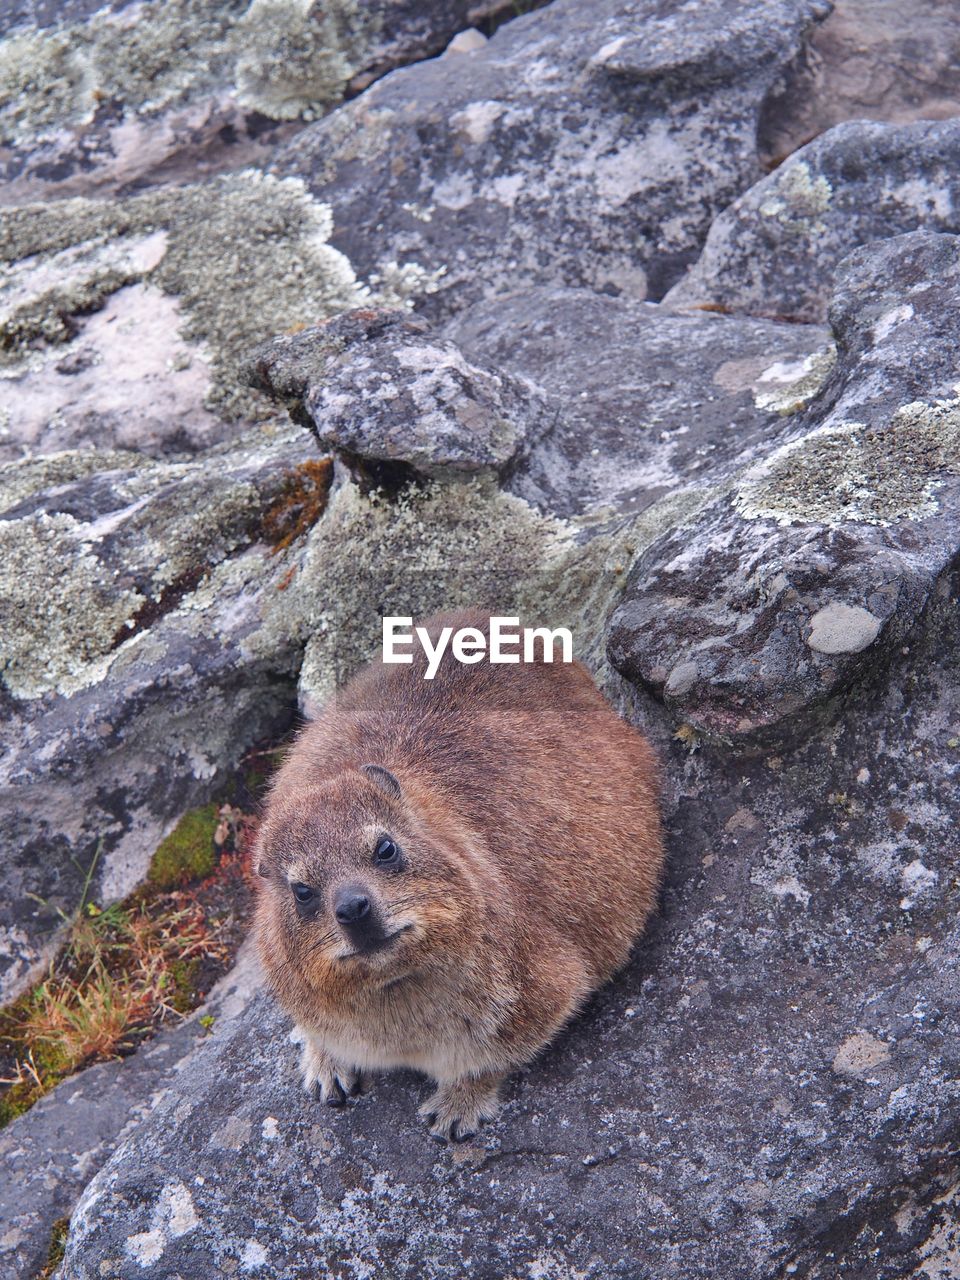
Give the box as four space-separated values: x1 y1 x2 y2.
667 118 960 323
274 0 826 318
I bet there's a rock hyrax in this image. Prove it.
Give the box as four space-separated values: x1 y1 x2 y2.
255 611 664 1141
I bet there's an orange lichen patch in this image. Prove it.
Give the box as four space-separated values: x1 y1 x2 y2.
276 564 297 592
262 457 334 553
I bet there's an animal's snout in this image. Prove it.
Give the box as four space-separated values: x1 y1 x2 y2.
334 887 372 926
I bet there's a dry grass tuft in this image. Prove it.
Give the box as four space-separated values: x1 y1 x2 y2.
0 784 264 1128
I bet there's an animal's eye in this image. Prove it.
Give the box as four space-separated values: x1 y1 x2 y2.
292 882 315 905
374 837 400 865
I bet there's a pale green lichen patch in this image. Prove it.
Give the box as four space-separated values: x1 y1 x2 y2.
262 473 683 707
265 475 575 701
0 448 147 514
234 0 372 120
0 512 144 699
752 343 836 415
0 0 376 146
0 171 365 418
758 161 832 234
0 425 302 699
735 396 960 527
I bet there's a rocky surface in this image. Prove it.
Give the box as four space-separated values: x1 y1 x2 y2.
52 227 960 1277
0 0 516 203
0 940 262 1280
55 602 960 1279
274 0 829 318
759 0 960 167
446 286 830 518
0 0 958 1276
0 424 312 997
613 230 960 741
666 118 960 323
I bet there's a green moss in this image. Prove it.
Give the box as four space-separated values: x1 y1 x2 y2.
736 395 960 527
148 805 219 889
0 1079 38 1127
0 1014 72 1128
166 958 201 1014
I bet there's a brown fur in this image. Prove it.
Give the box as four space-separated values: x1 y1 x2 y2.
254 610 664 1140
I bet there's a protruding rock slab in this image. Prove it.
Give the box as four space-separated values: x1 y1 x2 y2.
249 308 556 481
610 231 960 740
0 425 314 998
666 119 960 324
274 0 827 318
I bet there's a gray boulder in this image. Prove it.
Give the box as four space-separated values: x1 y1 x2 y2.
611 230 960 741
0 424 312 998
666 118 960 323
249 307 557 482
273 0 828 319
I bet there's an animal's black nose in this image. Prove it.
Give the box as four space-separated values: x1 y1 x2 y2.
335 890 371 925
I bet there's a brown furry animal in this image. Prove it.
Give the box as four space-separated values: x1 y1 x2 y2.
254 611 664 1141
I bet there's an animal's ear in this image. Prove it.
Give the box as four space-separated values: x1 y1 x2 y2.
361 763 402 799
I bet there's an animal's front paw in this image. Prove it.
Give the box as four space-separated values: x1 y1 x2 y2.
419 1073 504 1142
298 1036 364 1107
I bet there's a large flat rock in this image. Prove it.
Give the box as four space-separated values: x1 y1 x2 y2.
273 0 826 319
445 286 830 518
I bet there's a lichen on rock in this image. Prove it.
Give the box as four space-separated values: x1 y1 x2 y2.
757 159 833 232
751 343 837 415
0 512 143 700
1 170 365 425
735 396 960 527
234 0 374 121
0 0 376 148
